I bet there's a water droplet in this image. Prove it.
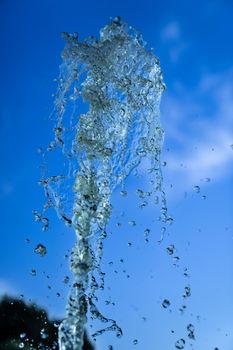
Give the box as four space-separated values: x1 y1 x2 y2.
144 228 150 237
19 343 24 349
34 244 47 257
116 329 123 338
120 190 127 196
25 238 30 243
183 286 191 298
139 200 148 208
136 189 146 198
42 217 49 231
47 140 56 151
204 177 211 182
162 299 170 308
33 210 43 223
108 346 113 350
128 220 136 226
187 323 195 339
63 276 70 284
166 216 174 225
40 328 48 339
166 244 175 255
20 333 26 339
179 305 186 314
31 269 36 276
202 195 206 200
173 256 180 264
37 147 43 154
175 339 185 349
133 339 138 345
193 185 200 193
128 242 132 247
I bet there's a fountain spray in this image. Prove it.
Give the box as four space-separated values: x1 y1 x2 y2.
42 17 166 350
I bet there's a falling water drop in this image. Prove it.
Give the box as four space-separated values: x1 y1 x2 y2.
40 328 48 339
175 338 185 349
128 220 136 226
187 323 195 339
139 200 148 208
166 244 175 255
120 190 127 197
42 217 49 231
144 228 150 237
166 216 174 225
31 269 36 276
162 299 170 308
136 189 146 198
193 185 200 193
34 244 47 257
63 276 70 284
183 286 191 298
32 210 42 222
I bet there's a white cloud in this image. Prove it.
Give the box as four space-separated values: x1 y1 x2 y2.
161 21 180 41
166 131 233 182
160 21 187 62
161 69 233 190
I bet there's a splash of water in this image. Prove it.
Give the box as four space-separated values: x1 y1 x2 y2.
42 17 166 350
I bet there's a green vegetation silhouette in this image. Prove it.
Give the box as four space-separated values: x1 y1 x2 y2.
0 296 94 350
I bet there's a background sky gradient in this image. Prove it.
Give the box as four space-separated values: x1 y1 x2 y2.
1 1 233 349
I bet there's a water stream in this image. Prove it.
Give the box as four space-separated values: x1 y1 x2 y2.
41 17 166 350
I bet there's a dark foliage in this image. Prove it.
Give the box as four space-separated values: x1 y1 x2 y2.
0 296 94 350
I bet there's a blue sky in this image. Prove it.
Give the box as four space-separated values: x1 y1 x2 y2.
1 0 233 349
